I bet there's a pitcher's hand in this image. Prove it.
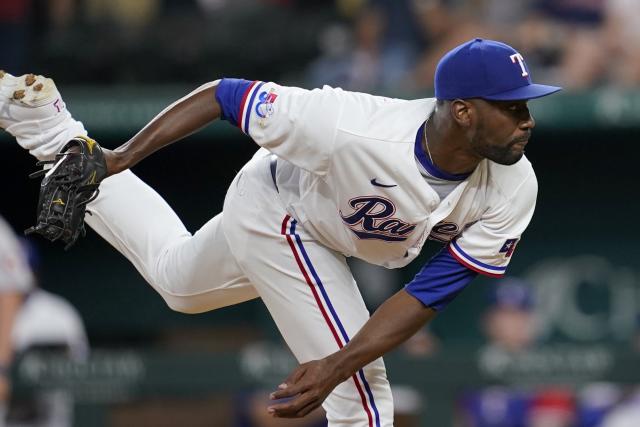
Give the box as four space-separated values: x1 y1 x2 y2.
267 357 346 418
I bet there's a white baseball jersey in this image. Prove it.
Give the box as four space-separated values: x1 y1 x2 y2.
3 71 539 426
224 80 537 276
0 216 34 293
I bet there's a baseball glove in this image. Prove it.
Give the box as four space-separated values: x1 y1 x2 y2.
26 136 108 249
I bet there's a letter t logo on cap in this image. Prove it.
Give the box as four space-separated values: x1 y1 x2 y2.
509 53 529 77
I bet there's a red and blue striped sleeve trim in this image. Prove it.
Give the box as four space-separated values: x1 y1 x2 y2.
448 240 507 278
215 78 264 135
404 247 477 311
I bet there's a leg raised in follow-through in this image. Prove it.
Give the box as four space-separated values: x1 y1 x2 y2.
0 71 258 313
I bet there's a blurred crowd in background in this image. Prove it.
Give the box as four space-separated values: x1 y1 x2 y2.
1 0 640 92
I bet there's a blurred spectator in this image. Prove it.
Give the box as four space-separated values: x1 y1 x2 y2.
411 0 495 91
305 23 354 89
481 277 537 354
527 388 575 427
462 1 561 83
457 278 538 427
472 0 536 30
307 1 417 92
458 378 579 426
459 275 634 427
0 236 89 427
307 6 386 92
457 387 531 427
11 240 88 362
603 0 640 87
0 216 35 423
368 0 423 89
8 287 89 427
536 0 608 90
536 0 604 24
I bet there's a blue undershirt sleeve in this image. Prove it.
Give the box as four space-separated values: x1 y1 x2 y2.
405 247 478 311
214 78 255 127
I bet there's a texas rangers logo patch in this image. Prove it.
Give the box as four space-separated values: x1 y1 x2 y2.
340 196 416 242
499 238 519 258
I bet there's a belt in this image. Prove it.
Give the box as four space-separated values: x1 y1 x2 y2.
269 155 279 192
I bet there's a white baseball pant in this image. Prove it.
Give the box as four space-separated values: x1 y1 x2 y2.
85 149 394 426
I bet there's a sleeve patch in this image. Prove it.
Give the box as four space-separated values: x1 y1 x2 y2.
499 238 519 258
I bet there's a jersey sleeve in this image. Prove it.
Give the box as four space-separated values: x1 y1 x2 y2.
215 78 343 175
405 247 477 311
448 173 537 277
0 220 34 294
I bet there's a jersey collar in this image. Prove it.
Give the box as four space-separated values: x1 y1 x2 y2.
414 122 471 182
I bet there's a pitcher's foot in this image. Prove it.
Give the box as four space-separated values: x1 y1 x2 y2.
0 71 66 131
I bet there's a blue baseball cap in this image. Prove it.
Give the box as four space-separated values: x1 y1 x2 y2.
435 38 562 101
488 277 534 311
